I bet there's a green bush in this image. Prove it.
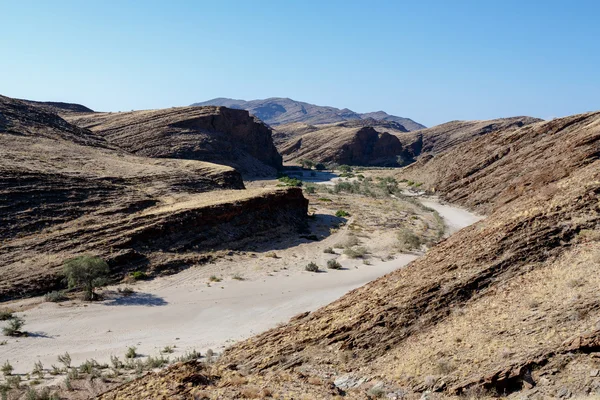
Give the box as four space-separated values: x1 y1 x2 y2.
304 183 317 194
63 255 110 301
315 163 326 170
327 259 342 269
130 271 148 280
2 316 25 337
318 197 332 202
277 175 303 187
125 346 137 359
335 210 350 218
305 262 319 272
1 360 13 376
57 352 71 368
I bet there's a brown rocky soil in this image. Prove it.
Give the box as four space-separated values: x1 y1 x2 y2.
99 110 600 399
0 96 308 301
65 106 282 176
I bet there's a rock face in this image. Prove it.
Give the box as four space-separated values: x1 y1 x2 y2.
66 106 283 177
396 116 542 157
101 110 600 400
278 122 418 167
19 99 94 114
0 95 308 300
192 97 426 131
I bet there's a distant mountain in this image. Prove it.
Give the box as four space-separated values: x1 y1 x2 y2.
191 97 426 131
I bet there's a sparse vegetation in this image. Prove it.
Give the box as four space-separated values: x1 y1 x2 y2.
63 255 110 301
232 274 245 281
327 259 342 269
130 271 148 280
161 345 174 354
323 247 335 254
209 275 222 282
32 360 44 378
0 311 13 321
125 346 138 359
397 228 422 251
173 349 201 363
2 316 25 337
335 209 350 218
44 290 67 302
304 183 317 194
57 352 71 368
318 197 332 202
277 175 302 187
1 360 13 376
305 262 319 272
343 246 368 259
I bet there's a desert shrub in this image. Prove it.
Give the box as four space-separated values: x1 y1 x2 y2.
305 262 319 272
232 274 244 281
323 247 335 254
277 176 302 187
2 316 25 336
44 291 67 303
32 360 44 378
145 355 169 369
343 247 368 259
300 159 315 169
130 271 148 280
57 352 71 368
335 209 350 218
264 252 278 258
318 197 332 202
209 275 222 282
1 360 13 376
315 163 326 170
161 345 174 354
0 311 13 321
50 365 61 375
0 341 6 346
110 355 123 369
79 359 98 374
63 255 110 301
327 259 342 269
338 165 353 173
397 228 422 251
174 349 201 363
125 346 137 359
304 183 317 194
6 375 20 388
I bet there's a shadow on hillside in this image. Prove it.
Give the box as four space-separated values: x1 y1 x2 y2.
27 331 53 339
103 292 168 307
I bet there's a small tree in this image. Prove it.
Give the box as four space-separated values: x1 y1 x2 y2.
315 163 326 171
63 255 110 301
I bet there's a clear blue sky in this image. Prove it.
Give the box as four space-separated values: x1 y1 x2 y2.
1 0 599 126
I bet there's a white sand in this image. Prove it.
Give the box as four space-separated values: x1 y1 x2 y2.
0 197 481 374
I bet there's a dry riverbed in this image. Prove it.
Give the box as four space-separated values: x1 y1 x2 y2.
0 169 483 397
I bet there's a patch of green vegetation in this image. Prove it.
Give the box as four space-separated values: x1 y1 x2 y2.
397 228 422 251
130 271 148 280
318 197 332 202
2 316 25 337
63 255 109 301
343 246 368 259
327 259 343 269
125 346 137 359
304 183 317 194
44 291 67 303
277 175 303 187
335 210 350 218
0 311 13 321
209 275 222 283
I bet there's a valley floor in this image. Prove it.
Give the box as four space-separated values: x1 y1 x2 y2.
0 170 482 395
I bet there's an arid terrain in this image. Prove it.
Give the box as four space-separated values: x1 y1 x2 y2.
90 111 599 400
1 93 599 400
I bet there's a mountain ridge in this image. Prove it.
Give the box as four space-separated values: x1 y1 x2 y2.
191 97 426 131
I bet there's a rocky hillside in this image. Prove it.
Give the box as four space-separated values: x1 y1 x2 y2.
397 116 542 157
66 106 282 177
192 97 426 131
101 110 600 399
278 121 419 167
401 112 599 214
0 96 308 300
19 99 94 115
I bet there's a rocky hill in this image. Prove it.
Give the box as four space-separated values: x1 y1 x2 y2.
397 116 542 157
101 110 600 399
0 96 308 300
19 99 94 115
278 121 419 167
192 97 426 131
66 106 282 177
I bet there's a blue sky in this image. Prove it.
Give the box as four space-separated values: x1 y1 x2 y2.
1 0 598 126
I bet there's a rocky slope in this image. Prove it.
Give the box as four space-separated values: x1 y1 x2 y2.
397 116 542 157
278 121 419 167
0 96 308 300
192 97 426 131
101 110 600 399
19 99 94 115
66 106 282 176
